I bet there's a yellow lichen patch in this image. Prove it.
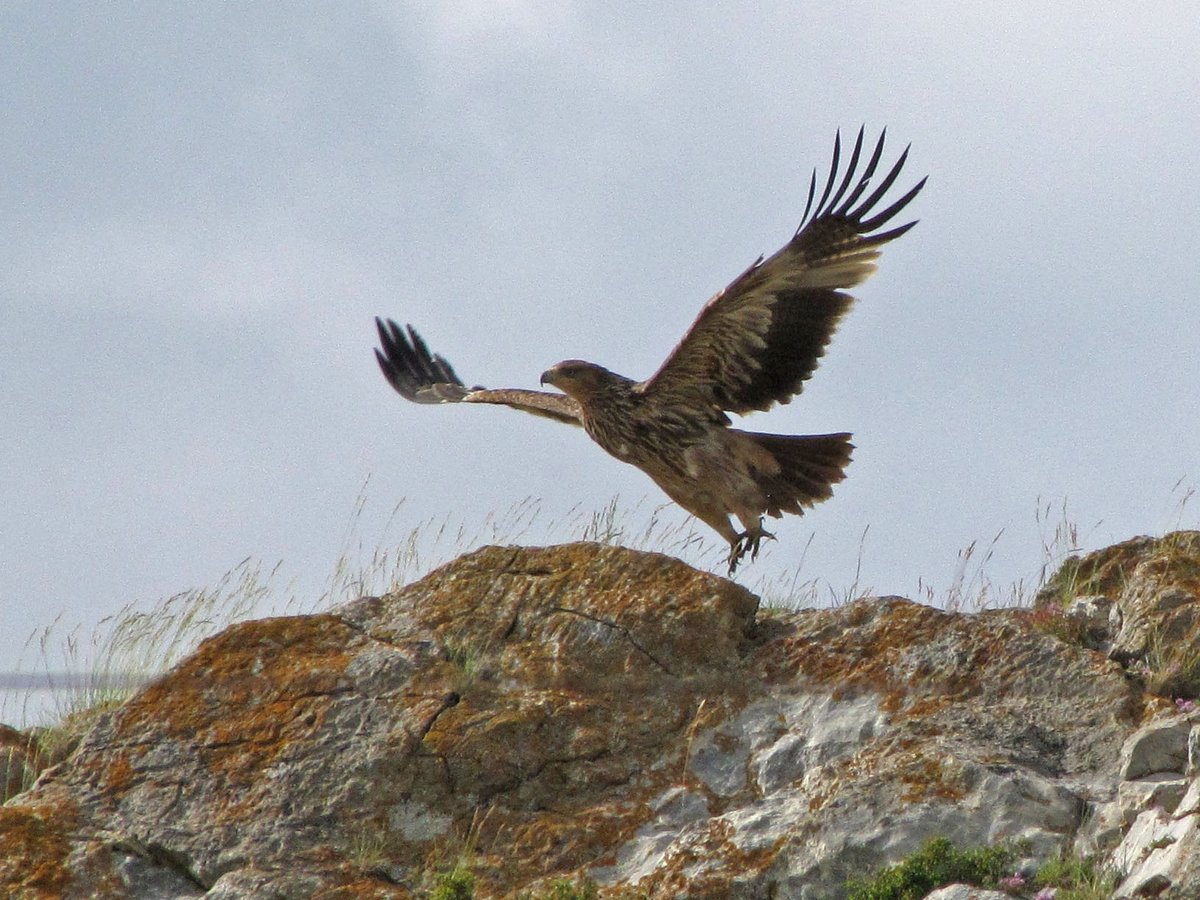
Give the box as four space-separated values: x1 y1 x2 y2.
101 750 137 795
122 615 355 734
801 736 967 818
311 881 412 899
764 599 965 703
387 543 759 681
628 816 778 898
472 802 650 891
805 740 895 813
68 614 361 817
897 695 952 721
898 755 968 804
0 798 77 897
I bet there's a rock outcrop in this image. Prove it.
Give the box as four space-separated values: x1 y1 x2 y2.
1033 531 1200 898
3 533 1200 898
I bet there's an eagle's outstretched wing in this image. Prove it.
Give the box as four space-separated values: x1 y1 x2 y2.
374 318 583 426
637 127 926 415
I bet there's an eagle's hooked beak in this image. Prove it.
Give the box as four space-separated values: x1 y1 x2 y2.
539 368 556 387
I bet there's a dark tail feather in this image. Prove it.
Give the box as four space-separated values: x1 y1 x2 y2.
744 431 854 518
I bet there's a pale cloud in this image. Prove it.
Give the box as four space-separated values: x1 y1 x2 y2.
376 0 578 76
9 214 368 320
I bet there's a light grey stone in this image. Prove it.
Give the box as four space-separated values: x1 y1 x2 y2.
649 785 709 826
1120 718 1191 779
388 799 452 842
1176 778 1200 817
1117 773 1190 818
923 886 1011 900
1075 796 1126 856
687 720 752 796
1066 594 1115 647
205 869 327 899
1112 807 1195 898
1188 722 1200 774
1068 594 1113 621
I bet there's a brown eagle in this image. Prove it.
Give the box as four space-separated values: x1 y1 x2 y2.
375 128 925 573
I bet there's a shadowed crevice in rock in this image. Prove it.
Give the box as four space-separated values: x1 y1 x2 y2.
547 604 677 676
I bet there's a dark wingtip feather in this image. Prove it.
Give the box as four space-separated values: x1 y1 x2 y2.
863 217 919 247
814 129 842 220
374 346 412 399
825 126 866 216
373 318 466 401
799 168 818 229
849 143 911 222
833 128 887 217
857 174 927 234
791 130 926 240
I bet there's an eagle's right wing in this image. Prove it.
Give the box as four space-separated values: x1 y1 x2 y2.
374 318 583 426
637 128 925 416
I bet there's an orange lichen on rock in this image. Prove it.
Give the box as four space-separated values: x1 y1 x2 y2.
0 796 77 897
1 539 1191 897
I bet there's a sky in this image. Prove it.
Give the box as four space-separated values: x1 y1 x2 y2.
3 2 1199 687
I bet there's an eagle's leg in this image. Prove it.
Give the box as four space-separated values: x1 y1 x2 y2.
727 520 777 574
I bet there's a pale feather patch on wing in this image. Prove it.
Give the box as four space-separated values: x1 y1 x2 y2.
461 388 583 425
796 255 881 288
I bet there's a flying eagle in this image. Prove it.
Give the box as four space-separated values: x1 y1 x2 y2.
375 128 925 573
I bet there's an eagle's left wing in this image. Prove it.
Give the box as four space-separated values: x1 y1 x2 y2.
637 128 926 415
374 318 583 426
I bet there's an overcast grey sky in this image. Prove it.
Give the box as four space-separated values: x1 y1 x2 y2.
3 3 1198 680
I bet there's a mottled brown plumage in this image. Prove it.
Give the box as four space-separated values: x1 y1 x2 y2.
375 128 925 573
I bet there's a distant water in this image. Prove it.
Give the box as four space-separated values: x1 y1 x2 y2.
0 673 143 729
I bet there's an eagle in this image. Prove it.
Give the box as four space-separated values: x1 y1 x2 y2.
375 128 925 574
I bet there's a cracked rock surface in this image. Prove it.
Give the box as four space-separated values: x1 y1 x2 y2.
2 539 1200 897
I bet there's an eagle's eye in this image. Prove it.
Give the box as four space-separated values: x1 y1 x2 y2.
556 362 588 379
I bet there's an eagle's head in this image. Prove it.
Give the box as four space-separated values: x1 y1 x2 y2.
540 360 621 402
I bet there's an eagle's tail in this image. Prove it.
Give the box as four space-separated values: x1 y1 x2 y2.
745 431 854 518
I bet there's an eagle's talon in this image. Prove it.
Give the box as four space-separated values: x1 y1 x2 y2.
727 534 750 575
749 527 776 560
726 525 778 574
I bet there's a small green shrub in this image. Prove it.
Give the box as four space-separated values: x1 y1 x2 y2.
429 865 476 900
523 877 601 899
1033 852 1118 900
846 837 1015 900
